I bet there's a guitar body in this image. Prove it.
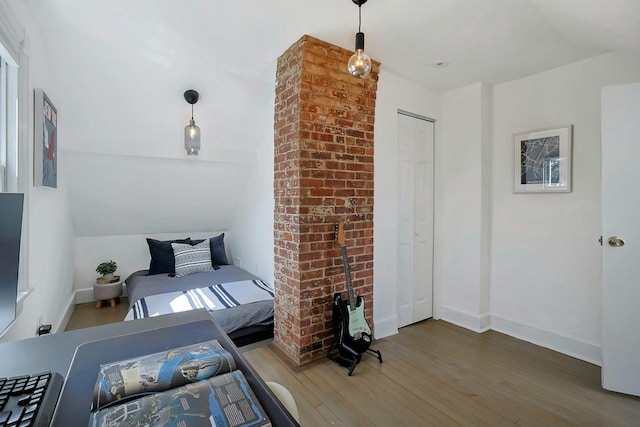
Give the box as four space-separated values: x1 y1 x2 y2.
336 294 371 357
346 296 371 339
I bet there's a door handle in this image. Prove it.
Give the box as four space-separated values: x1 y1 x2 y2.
608 236 625 247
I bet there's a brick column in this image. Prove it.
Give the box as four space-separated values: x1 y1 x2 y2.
273 35 379 366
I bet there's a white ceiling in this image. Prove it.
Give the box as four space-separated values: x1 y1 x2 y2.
24 0 639 92
16 0 640 237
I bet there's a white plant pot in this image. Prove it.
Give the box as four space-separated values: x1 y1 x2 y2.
94 280 122 301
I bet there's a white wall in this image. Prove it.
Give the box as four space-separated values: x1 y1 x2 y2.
31 1 277 295
229 132 276 285
490 51 640 364
23 0 275 244
73 230 229 301
373 69 441 338
437 83 492 332
2 1 75 342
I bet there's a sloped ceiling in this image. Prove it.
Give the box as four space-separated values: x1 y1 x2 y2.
19 0 640 237
60 152 253 237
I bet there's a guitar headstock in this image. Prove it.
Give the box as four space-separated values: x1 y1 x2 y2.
336 220 346 246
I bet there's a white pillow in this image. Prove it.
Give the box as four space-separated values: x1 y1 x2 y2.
171 240 214 277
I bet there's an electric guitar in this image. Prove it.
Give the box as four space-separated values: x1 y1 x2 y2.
335 221 371 356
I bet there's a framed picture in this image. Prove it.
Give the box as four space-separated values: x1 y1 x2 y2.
34 88 57 188
513 125 572 193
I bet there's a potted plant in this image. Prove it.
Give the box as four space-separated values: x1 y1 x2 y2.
94 260 122 308
96 260 118 282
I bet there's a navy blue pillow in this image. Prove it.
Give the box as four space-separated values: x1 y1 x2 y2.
146 237 190 275
190 233 229 266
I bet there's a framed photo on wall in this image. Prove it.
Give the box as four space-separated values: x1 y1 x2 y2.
34 88 57 188
513 125 572 193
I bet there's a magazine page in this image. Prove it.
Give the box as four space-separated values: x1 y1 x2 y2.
92 339 236 410
89 370 271 427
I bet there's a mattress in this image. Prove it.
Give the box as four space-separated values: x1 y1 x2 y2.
124 266 274 336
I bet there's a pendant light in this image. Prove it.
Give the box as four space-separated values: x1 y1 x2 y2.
347 0 372 78
183 89 200 155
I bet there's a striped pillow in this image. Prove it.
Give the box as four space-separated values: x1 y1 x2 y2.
171 240 214 277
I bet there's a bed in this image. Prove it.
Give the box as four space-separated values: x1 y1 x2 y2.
123 235 275 347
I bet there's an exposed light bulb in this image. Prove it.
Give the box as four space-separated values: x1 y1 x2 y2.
347 32 371 78
187 121 199 138
348 49 372 78
184 119 200 155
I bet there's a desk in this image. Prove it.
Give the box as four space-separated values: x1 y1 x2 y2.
0 309 299 427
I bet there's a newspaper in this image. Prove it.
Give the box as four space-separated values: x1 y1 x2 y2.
88 339 271 426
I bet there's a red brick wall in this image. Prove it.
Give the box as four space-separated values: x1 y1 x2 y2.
273 35 379 365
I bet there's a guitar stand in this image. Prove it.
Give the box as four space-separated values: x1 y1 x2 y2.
327 342 383 376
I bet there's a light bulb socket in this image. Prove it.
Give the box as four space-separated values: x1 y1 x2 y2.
184 89 199 105
355 32 365 51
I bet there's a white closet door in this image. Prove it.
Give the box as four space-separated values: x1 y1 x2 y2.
601 83 640 396
397 113 434 328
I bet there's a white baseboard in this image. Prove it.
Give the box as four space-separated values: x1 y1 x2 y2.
75 285 129 304
374 316 398 340
439 306 601 365
75 287 94 304
54 293 77 334
440 306 491 333
491 315 601 366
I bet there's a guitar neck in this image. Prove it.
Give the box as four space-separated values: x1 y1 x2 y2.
341 245 357 310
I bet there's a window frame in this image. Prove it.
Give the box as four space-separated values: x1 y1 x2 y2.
1 53 19 194
0 56 6 191
0 2 30 295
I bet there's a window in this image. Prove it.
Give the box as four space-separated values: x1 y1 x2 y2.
0 53 19 193
0 2 29 294
0 57 4 190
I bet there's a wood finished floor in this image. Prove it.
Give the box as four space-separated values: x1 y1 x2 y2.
66 305 640 426
65 298 129 331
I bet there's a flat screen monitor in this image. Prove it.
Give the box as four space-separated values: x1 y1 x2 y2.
0 193 24 339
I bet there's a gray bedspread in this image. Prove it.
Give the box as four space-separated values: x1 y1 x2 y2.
124 266 273 333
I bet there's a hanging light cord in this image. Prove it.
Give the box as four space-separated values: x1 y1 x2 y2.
191 104 194 121
358 4 362 32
